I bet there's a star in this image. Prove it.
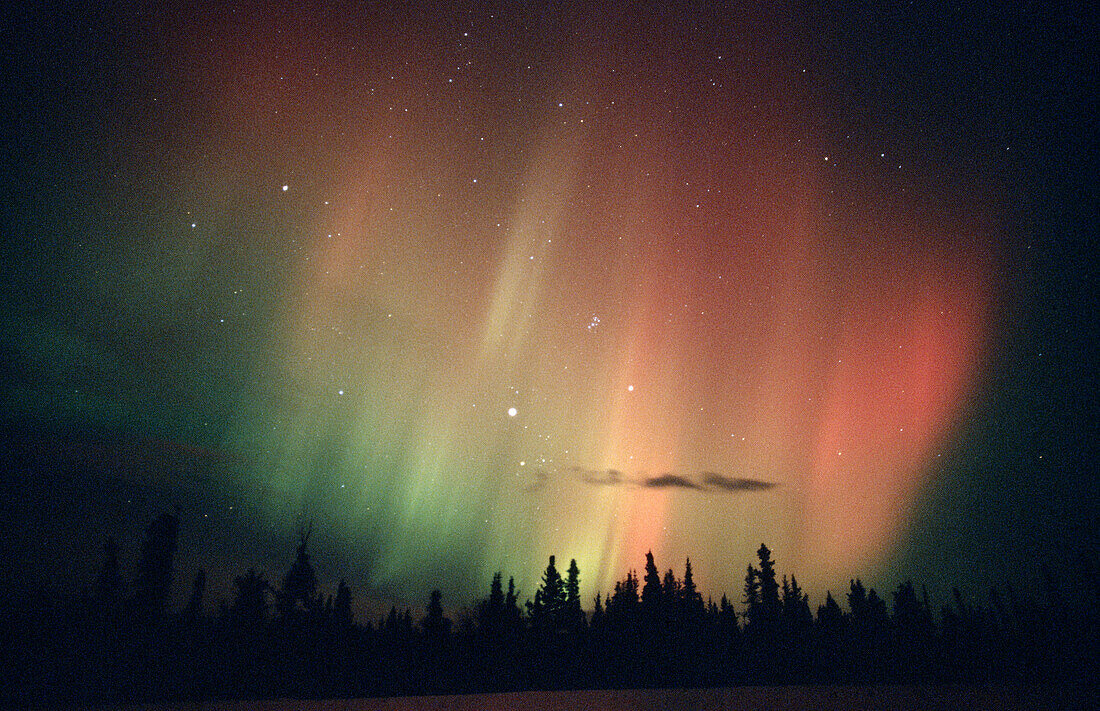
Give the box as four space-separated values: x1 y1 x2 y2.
507 407 517 417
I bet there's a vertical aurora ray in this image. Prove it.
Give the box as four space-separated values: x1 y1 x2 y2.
806 239 993 577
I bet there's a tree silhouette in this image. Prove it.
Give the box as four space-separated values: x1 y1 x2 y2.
782 574 812 631
230 568 270 630
527 555 565 634
742 564 760 630
608 569 639 628
717 593 740 642
504 576 522 634
564 559 585 632
817 591 844 634
477 572 506 635
891 580 935 679
848 578 868 619
641 551 663 622
10 523 1094 704
865 588 888 625
755 544 781 632
590 592 605 631
663 568 680 604
423 589 449 641
278 524 319 619
680 558 705 621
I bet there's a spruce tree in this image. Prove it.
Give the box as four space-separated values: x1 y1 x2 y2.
504 576 522 635
424 589 448 641
681 558 705 620
565 559 584 631
817 591 844 635
756 543 781 628
610 571 640 628
719 593 738 632
743 564 760 629
663 568 680 600
591 592 605 630
891 580 925 629
489 572 505 610
782 574 812 630
866 588 888 625
848 579 868 620
279 525 319 618
478 572 506 635
642 551 663 621
527 555 565 633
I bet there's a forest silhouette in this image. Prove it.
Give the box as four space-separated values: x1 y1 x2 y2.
3 511 1097 704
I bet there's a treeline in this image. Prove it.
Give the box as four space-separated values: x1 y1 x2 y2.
3 513 1097 704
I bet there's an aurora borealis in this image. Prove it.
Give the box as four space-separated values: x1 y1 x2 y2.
2 2 1096 613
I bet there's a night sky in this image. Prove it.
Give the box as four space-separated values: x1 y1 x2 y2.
1 2 1096 615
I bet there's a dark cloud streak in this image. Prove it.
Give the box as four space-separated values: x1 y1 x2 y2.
563 466 777 495
702 472 777 492
643 473 702 490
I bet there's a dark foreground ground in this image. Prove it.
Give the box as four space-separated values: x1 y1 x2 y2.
85 684 1092 711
